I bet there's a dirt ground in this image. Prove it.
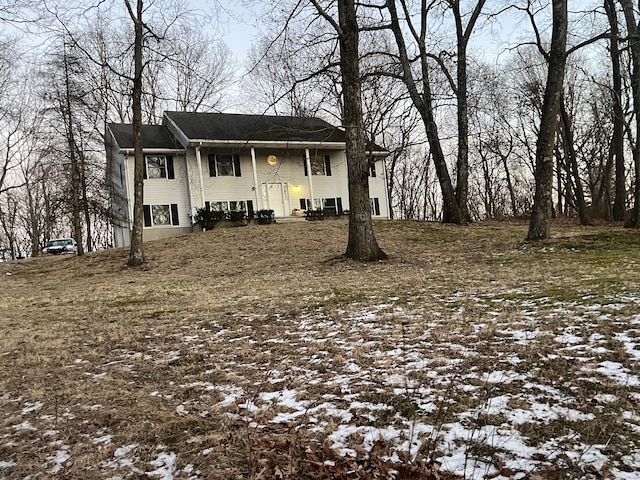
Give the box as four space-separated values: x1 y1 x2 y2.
2 219 640 479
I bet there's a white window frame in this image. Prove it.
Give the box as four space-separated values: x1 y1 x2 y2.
213 154 237 176
152 204 172 226
310 156 325 175
146 155 167 179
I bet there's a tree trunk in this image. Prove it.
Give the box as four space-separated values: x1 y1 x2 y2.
79 148 93 251
451 0 485 223
606 0 626 221
527 0 568 241
126 0 146 266
559 97 590 225
619 0 640 227
338 0 387 261
386 0 464 224
501 145 518 216
455 40 472 223
63 43 84 256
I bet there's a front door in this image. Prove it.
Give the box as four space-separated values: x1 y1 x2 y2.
263 182 289 217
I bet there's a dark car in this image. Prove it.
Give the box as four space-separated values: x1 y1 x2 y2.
43 238 78 255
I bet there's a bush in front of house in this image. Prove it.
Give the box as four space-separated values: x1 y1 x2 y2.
304 209 325 221
194 207 226 230
255 209 276 225
227 210 247 226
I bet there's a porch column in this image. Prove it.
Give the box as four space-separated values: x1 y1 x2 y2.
305 148 316 209
195 146 206 208
250 147 261 210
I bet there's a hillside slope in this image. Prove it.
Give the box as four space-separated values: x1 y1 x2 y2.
2 219 640 479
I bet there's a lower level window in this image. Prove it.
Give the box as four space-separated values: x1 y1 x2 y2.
370 197 381 216
208 200 246 212
300 197 342 214
143 204 179 227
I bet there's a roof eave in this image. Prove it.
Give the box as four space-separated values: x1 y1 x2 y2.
119 148 186 155
188 139 347 149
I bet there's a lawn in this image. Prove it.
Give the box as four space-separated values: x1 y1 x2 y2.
1 219 639 479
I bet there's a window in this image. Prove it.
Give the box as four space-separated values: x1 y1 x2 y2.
210 201 228 211
205 200 248 213
369 160 377 177
300 197 342 214
323 198 337 216
208 154 241 177
143 204 179 227
304 154 332 176
370 197 381 216
144 155 175 179
229 201 246 212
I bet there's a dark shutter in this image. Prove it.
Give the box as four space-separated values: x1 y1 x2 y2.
300 199 307 210
234 155 241 177
337 197 343 214
247 200 254 219
171 204 179 225
324 155 332 176
208 154 216 177
373 198 380 216
143 205 151 227
303 157 308 176
167 156 175 179
143 157 147 179
369 161 377 177
205 201 210 211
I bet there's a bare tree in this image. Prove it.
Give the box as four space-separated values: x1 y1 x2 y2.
618 0 640 228
527 0 568 241
606 0 627 221
124 0 146 266
385 0 465 224
310 0 387 261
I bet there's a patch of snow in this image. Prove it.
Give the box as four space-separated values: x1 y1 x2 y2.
146 451 177 479
12 421 36 431
48 449 70 473
21 401 44 414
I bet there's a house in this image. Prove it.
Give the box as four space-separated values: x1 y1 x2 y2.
105 111 390 248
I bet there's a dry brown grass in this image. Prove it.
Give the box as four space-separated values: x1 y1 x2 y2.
2 218 640 479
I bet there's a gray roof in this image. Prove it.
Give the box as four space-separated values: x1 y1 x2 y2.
163 111 347 144
107 123 183 150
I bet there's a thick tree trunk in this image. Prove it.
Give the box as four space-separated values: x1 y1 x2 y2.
338 0 387 261
619 0 640 227
527 0 568 241
606 0 626 221
126 0 146 266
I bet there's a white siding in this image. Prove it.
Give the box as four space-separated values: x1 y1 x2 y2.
368 159 389 218
181 147 390 219
125 154 192 230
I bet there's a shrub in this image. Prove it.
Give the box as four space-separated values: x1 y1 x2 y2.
227 210 247 226
304 209 325 221
194 207 226 230
255 209 275 225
